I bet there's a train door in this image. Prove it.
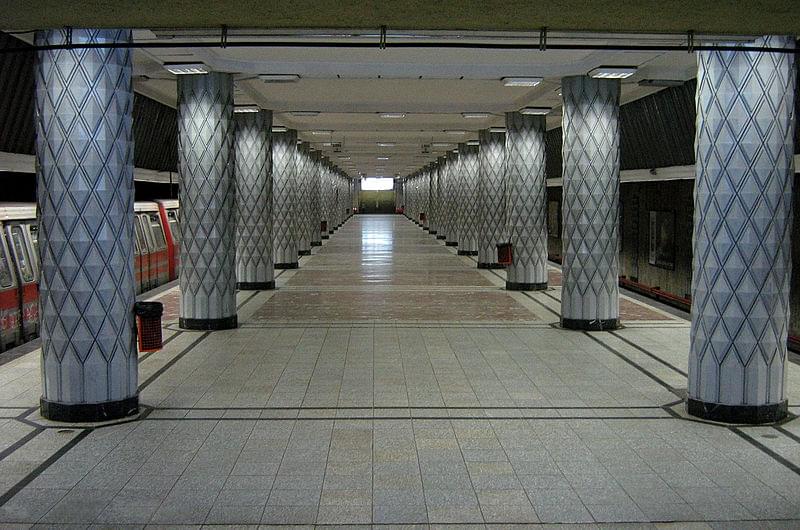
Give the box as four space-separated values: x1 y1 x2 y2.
0 231 20 351
161 207 180 281
6 224 38 341
147 213 168 287
135 216 152 291
133 228 142 295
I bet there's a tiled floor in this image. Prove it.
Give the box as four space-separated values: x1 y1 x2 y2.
0 213 799 528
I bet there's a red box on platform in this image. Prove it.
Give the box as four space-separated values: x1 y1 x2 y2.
497 242 513 265
134 301 163 352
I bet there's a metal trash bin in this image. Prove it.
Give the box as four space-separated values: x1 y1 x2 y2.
134 301 163 352
497 242 513 266
321 220 328 233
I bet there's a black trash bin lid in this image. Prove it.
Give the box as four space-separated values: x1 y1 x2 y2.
134 301 164 318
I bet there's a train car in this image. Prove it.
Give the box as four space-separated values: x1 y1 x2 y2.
0 204 39 349
156 200 180 281
0 201 179 352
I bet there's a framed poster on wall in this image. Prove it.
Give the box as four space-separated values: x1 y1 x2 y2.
649 210 675 270
547 201 559 238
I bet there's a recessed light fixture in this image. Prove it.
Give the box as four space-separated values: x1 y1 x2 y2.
289 110 321 116
445 130 467 135
380 112 406 119
588 66 637 79
311 130 333 135
519 107 551 115
271 126 288 133
489 127 506 133
377 142 396 147
259 74 301 83
431 142 452 148
502 77 542 87
233 104 260 113
466 140 480 146
338 156 351 160
164 62 209 75
462 112 491 119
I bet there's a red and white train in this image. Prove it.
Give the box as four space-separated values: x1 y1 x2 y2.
0 200 180 352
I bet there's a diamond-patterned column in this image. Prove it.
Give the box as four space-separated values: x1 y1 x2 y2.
505 112 548 291
296 142 312 256
477 130 506 268
445 148 461 247
273 129 299 268
178 72 237 331
310 151 323 247
457 143 480 256
560 76 620 331
688 36 796 424
35 28 138 421
428 159 441 235
235 110 274 290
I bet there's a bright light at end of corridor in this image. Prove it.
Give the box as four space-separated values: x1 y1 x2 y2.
361 177 394 190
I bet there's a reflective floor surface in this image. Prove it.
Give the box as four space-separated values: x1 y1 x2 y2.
0 214 798 527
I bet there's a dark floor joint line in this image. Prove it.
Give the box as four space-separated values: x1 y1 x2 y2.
731 428 800 475
138 331 211 391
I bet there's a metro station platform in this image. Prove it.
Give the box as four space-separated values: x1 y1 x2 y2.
0 214 798 527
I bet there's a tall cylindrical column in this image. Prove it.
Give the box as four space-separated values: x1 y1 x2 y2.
443 152 458 246
36 28 138 421
310 151 322 247
688 36 796 424
505 112 548 291
178 72 237 330
429 159 441 235
273 129 299 268
235 110 274 290
296 142 312 256
457 144 480 256
477 130 506 268
560 76 620 331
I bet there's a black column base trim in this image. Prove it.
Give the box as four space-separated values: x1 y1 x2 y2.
457 250 478 256
506 281 548 291
561 317 619 331
436 235 447 240
328 230 335 234
687 398 788 424
429 230 437 235
237 281 275 290
180 315 238 330
322 235 330 239
478 262 506 269
298 250 311 256
445 241 458 247
274 262 299 269
310 241 322 247
40 395 139 423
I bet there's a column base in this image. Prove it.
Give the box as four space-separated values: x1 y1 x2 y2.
478 263 506 269
429 230 437 235
328 230 335 234
687 398 788 424
445 241 458 247
40 395 139 423
506 281 547 291
561 318 619 331
275 262 299 269
322 235 330 240
457 250 478 256
180 315 238 330
310 241 322 247
298 250 311 256
436 235 446 240
237 281 275 290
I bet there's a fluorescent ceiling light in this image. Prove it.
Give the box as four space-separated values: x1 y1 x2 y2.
164 62 208 75
380 112 406 119
259 74 301 83
311 130 333 135
462 112 491 119
233 104 260 113
466 140 480 146
271 126 288 133
502 77 542 87
321 142 333 146
377 156 389 160
290 110 320 116
445 130 467 135
377 142 396 147
337 156 351 160
519 107 551 115
489 127 506 133
431 142 452 148
588 66 637 79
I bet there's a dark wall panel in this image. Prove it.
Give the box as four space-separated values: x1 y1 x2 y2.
132 94 178 172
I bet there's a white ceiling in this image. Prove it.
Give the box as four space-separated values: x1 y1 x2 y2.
130 30 702 178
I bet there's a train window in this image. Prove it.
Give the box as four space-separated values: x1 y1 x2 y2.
9 226 34 282
167 210 180 244
28 225 39 257
139 215 156 250
149 214 167 249
0 235 13 288
134 218 148 252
